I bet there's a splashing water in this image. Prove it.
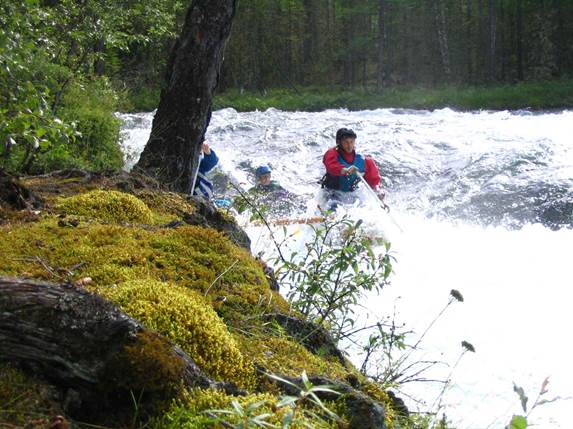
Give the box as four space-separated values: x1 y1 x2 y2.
119 107 573 428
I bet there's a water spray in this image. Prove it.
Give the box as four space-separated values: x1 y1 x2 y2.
356 173 404 233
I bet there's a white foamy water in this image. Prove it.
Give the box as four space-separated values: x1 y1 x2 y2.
119 107 573 428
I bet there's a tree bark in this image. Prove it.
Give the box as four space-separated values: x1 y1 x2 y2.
302 0 318 85
135 0 237 193
0 276 236 413
376 0 386 90
516 0 524 81
433 0 451 80
94 38 105 76
487 0 497 81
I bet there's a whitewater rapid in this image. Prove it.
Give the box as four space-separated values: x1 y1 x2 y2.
119 107 573 428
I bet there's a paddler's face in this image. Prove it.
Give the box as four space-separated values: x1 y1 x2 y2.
258 173 271 185
339 137 356 154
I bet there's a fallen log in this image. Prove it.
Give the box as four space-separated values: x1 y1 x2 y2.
0 276 239 416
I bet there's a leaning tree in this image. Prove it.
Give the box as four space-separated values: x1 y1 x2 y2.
135 0 236 193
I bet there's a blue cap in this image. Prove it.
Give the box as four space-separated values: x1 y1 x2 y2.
255 165 271 178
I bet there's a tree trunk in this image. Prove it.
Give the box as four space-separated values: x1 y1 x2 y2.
135 0 237 194
376 0 386 90
302 0 318 85
465 0 475 83
94 38 105 76
0 276 236 414
477 0 486 82
554 0 563 74
433 0 451 80
487 0 497 81
516 0 524 81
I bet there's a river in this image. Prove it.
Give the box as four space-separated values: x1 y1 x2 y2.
119 107 573 428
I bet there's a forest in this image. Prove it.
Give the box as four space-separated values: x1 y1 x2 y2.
2 0 573 175
1 2 570 428
222 0 573 90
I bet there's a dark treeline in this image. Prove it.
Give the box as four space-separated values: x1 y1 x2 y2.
2 0 572 175
219 0 573 91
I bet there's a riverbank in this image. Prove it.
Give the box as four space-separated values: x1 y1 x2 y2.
124 79 573 112
214 79 573 112
0 171 406 429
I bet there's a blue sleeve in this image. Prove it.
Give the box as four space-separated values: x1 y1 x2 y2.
199 149 219 174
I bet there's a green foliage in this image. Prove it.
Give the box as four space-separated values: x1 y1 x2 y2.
221 0 573 91
0 1 79 174
119 84 162 112
55 78 124 172
209 399 278 428
407 413 454 429
215 80 573 112
507 415 528 429
275 215 392 342
207 371 341 428
506 377 560 429
152 386 339 429
0 0 126 174
1 180 431 428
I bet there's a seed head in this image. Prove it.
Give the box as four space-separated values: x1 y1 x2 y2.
450 289 464 302
461 340 475 353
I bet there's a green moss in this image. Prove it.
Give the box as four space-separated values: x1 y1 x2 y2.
0 182 400 428
150 388 340 429
54 189 153 223
103 330 186 395
0 220 271 301
100 279 256 389
0 364 63 428
135 189 196 218
360 380 396 428
235 333 349 381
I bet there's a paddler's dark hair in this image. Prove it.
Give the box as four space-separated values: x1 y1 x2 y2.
336 128 357 146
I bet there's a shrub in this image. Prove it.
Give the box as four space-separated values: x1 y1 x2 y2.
276 216 393 342
54 77 124 172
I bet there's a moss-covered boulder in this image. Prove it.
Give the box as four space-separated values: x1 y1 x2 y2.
54 189 153 223
0 171 404 429
101 279 256 389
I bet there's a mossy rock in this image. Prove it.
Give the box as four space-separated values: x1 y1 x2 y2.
235 333 349 381
150 388 340 429
103 330 186 395
135 189 196 218
100 279 256 389
0 175 407 428
54 189 153 223
0 219 273 306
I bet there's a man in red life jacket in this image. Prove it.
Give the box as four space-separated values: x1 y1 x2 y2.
321 128 385 209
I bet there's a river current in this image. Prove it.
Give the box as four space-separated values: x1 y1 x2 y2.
119 107 573 428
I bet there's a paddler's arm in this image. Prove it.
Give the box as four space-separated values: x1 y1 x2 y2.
323 147 351 176
364 157 385 200
364 157 381 188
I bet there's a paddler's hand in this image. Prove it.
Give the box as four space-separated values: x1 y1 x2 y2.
375 186 389 210
341 166 357 176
